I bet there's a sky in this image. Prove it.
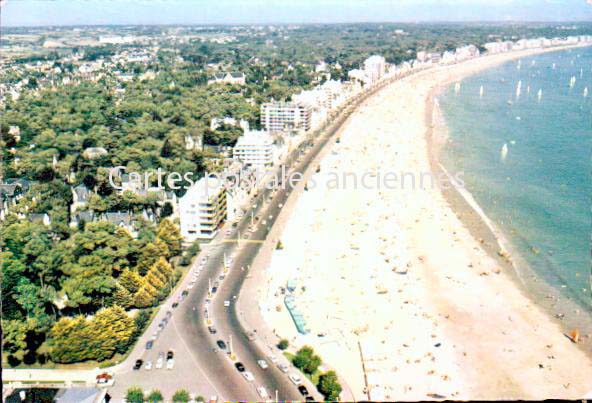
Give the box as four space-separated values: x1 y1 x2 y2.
1 0 592 27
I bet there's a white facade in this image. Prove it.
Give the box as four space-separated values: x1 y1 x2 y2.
233 130 274 168
363 55 386 83
179 177 227 241
261 102 312 133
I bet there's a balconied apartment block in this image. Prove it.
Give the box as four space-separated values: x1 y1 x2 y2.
179 176 227 241
261 102 312 133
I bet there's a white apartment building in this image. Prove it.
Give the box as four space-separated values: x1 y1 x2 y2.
233 130 274 168
261 102 312 133
179 176 227 241
363 55 386 83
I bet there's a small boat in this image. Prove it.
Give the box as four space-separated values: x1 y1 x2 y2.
454 82 461 94
552 63 556 70
537 89 543 101
569 76 576 88
500 143 509 162
515 80 522 99
479 85 484 97
584 87 589 98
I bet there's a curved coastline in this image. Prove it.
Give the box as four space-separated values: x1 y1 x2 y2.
254 44 592 401
426 48 592 360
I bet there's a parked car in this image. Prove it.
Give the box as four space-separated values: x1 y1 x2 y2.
211 287 218 293
246 332 256 341
155 357 164 369
172 302 179 308
242 371 255 382
133 359 143 370
144 361 153 370
181 290 189 297
289 373 302 385
267 354 278 364
257 359 268 370
298 385 309 396
277 363 289 373
166 358 175 370
167 351 174 360
234 362 245 372
216 340 227 350
224 300 230 307
208 326 217 334
305 396 315 401
257 387 269 399
146 341 153 350
187 283 195 289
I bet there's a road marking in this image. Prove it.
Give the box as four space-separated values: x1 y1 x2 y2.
171 318 225 400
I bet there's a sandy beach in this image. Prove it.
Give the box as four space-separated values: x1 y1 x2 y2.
258 47 592 401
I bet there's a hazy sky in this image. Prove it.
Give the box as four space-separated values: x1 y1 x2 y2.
2 0 592 26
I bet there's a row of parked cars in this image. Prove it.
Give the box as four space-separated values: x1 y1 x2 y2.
134 350 175 371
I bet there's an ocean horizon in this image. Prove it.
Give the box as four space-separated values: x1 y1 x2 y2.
439 47 591 320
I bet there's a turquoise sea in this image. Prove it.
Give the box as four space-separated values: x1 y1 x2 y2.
439 47 592 315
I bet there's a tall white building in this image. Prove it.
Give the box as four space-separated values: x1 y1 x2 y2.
261 102 312 133
179 177 227 241
233 130 274 168
363 55 386 83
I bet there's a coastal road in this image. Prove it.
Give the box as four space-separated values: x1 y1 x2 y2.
109 69 411 401
170 70 416 401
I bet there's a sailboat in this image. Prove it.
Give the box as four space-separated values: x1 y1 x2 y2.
515 80 522 99
569 76 576 88
500 143 509 162
454 82 461 94
552 63 556 70
584 87 589 98
527 85 531 95
537 89 543 101
531 60 536 66
479 85 484 97
517 60 521 70
581 68 584 78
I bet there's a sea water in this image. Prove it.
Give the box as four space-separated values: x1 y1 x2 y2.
439 47 592 315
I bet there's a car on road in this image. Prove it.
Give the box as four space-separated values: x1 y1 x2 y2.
144 361 153 370
172 302 179 308
234 362 245 372
167 350 174 359
146 340 153 350
277 363 289 373
289 373 302 385
225 229 232 236
298 385 309 396
187 282 195 289
224 300 230 307
216 340 227 350
211 286 218 293
181 290 189 298
242 371 255 382
155 357 164 369
166 358 175 370
201 257 207 264
165 311 172 319
133 359 143 370
257 387 270 399
208 326 217 334
246 332 256 341
305 396 315 401
257 359 268 369
267 354 278 364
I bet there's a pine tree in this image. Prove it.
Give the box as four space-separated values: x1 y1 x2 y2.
153 257 174 279
112 284 132 309
133 283 157 308
156 219 183 256
119 268 143 294
135 241 167 275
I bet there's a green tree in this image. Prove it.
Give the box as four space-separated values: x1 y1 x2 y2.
147 389 164 402
133 283 158 308
156 219 182 256
125 387 144 403
172 389 191 402
293 346 321 375
278 339 289 350
119 268 144 294
318 371 342 401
